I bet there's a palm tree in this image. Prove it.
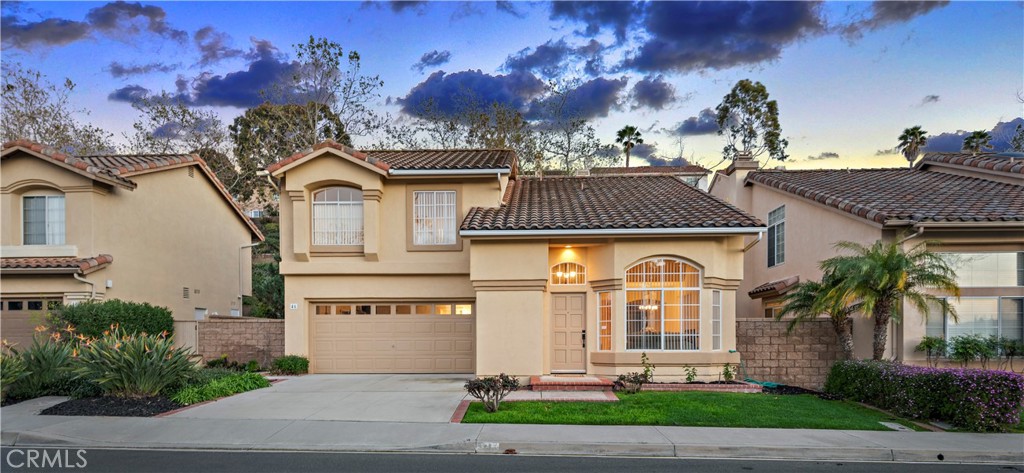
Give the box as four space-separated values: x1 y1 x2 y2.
962 130 993 154
821 239 961 361
615 125 643 168
897 126 928 168
777 273 861 360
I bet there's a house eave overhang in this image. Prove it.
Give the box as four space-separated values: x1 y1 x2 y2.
388 168 512 176
460 226 767 238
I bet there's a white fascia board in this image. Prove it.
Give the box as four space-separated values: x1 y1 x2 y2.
460 227 768 237
388 168 511 176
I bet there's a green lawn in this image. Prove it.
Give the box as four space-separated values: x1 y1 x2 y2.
462 391 920 431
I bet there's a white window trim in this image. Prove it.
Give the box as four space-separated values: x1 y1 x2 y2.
597 291 612 351
551 262 587 285
767 205 785 268
712 289 722 351
623 258 703 352
412 190 458 246
22 194 66 246
311 187 364 247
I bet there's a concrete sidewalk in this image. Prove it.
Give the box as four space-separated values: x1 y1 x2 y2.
2 397 1022 464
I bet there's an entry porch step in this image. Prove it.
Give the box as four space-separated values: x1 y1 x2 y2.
529 375 615 391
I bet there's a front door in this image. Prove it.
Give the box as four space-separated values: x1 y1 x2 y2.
551 293 586 373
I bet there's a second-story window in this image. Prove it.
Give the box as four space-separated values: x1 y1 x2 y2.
23 195 65 245
767 205 785 267
312 187 363 247
412 190 457 246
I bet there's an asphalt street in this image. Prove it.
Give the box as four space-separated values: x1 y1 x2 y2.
1 448 1021 473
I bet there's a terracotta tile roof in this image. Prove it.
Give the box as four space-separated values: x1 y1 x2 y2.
266 140 385 173
918 152 1024 175
365 149 516 170
2 140 136 189
590 165 709 176
2 140 262 240
78 153 199 176
749 276 800 299
1 254 112 274
461 175 763 232
745 168 1024 225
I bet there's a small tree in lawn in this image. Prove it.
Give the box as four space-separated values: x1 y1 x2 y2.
897 126 928 168
822 239 960 361
615 125 643 168
465 374 519 413
715 79 788 165
777 273 861 361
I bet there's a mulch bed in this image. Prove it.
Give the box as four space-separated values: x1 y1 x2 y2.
41 396 182 417
762 384 841 401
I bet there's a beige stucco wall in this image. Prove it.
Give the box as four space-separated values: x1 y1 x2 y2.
1 151 256 320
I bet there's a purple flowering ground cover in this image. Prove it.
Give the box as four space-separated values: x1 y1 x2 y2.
825 360 1024 432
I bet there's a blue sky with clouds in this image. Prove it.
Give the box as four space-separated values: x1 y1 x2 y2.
3 1 1022 169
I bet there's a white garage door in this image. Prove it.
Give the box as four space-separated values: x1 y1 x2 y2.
310 302 475 373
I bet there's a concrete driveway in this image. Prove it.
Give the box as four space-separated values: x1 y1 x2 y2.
169 374 470 423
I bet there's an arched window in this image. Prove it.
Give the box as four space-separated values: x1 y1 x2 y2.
312 186 363 247
624 258 701 351
551 262 586 285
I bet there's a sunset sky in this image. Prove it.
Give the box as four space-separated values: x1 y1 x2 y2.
3 1 1022 170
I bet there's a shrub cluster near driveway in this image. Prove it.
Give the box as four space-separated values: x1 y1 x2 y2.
825 360 1024 432
50 299 174 339
461 391 918 431
171 372 271 406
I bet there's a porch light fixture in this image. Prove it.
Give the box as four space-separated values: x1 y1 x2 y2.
565 245 572 249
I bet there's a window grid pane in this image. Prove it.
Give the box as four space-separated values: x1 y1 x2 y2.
767 205 785 267
312 187 363 246
625 258 700 351
413 191 457 246
712 290 722 350
551 262 587 285
598 292 612 351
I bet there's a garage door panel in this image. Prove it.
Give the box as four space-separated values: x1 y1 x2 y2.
310 308 475 374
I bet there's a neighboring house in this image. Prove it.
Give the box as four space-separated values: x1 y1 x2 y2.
0 140 263 349
590 165 711 190
709 152 1023 365
269 141 764 377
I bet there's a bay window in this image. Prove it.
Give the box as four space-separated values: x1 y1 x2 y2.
625 258 701 351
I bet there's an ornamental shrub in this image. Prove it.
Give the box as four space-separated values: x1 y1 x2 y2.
73 327 197 397
825 360 1024 432
9 336 74 398
271 355 309 375
465 373 520 412
53 299 174 339
0 348 29 401
170 372 271 406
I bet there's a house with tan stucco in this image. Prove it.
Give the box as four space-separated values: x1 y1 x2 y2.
709 152 1023 373
0 140 263 349
268 141 765 378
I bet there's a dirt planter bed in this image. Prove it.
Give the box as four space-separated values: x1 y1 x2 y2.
41 397 182 417
641 381 762 393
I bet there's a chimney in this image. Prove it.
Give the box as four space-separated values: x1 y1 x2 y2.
725 151 759 177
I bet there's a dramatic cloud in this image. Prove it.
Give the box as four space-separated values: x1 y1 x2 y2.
1 16 91 50
526 77 629 121
108 38 296 108
807 151 840 160
577 39 606 76
503 39 573 78
841 1 950 40
922 118 1024 153
495 1 525 18
629 142 657 160
107 84 151 102
630 75 676 110
667 108 719 136
647 156 690 167
194 26 244 66
549 1 642 43
412 50 452 73
2 1 186 50
389 1 427 14
621 1 825 73
920 94 940 106
107 61 177 78
398 69 546 116
85 1 187 42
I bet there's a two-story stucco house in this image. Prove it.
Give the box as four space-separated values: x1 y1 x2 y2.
1 140 263 348
709 152 1023 368
269 141 765 378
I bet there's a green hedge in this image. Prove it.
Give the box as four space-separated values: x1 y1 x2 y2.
271 355 308 375
53 299 174 339
825 360 1024 432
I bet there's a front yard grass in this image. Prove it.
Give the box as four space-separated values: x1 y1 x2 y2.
462 391 921 431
